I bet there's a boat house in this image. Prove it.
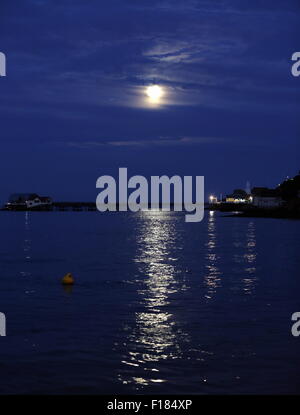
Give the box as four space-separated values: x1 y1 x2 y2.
5 193 52 210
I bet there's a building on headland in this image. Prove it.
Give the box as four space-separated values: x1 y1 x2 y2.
225 189 250 203
5 193 52 210
251 187 284 209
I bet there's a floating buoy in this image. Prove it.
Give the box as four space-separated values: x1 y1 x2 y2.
61 272 75 285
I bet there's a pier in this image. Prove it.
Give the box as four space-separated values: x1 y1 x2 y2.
1 202 98 212
1 202 212 212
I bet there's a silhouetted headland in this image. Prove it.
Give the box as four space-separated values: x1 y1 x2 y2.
209 171 300 219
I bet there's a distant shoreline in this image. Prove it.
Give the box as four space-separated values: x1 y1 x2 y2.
1 202 300 219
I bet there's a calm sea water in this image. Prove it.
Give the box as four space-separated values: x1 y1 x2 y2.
0 210 299 394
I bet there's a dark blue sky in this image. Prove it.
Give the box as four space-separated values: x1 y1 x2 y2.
0 0 299 202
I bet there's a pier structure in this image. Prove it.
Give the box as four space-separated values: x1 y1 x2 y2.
2 202 97 212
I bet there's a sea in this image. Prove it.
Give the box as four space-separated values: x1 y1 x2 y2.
0 210 299 394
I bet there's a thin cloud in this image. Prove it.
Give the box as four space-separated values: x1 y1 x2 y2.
66 136 225 149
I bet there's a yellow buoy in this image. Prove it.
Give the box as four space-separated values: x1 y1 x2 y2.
61 272 75 285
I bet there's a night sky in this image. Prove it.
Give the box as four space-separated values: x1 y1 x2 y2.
0 0 299 202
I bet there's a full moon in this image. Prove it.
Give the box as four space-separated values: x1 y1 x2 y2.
146 85 163 103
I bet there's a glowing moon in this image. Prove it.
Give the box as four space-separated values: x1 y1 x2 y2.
146 85 163 103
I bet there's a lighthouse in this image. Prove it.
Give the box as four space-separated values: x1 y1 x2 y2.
245 180 251 195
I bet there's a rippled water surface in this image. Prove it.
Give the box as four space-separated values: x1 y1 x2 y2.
0 211 299 394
